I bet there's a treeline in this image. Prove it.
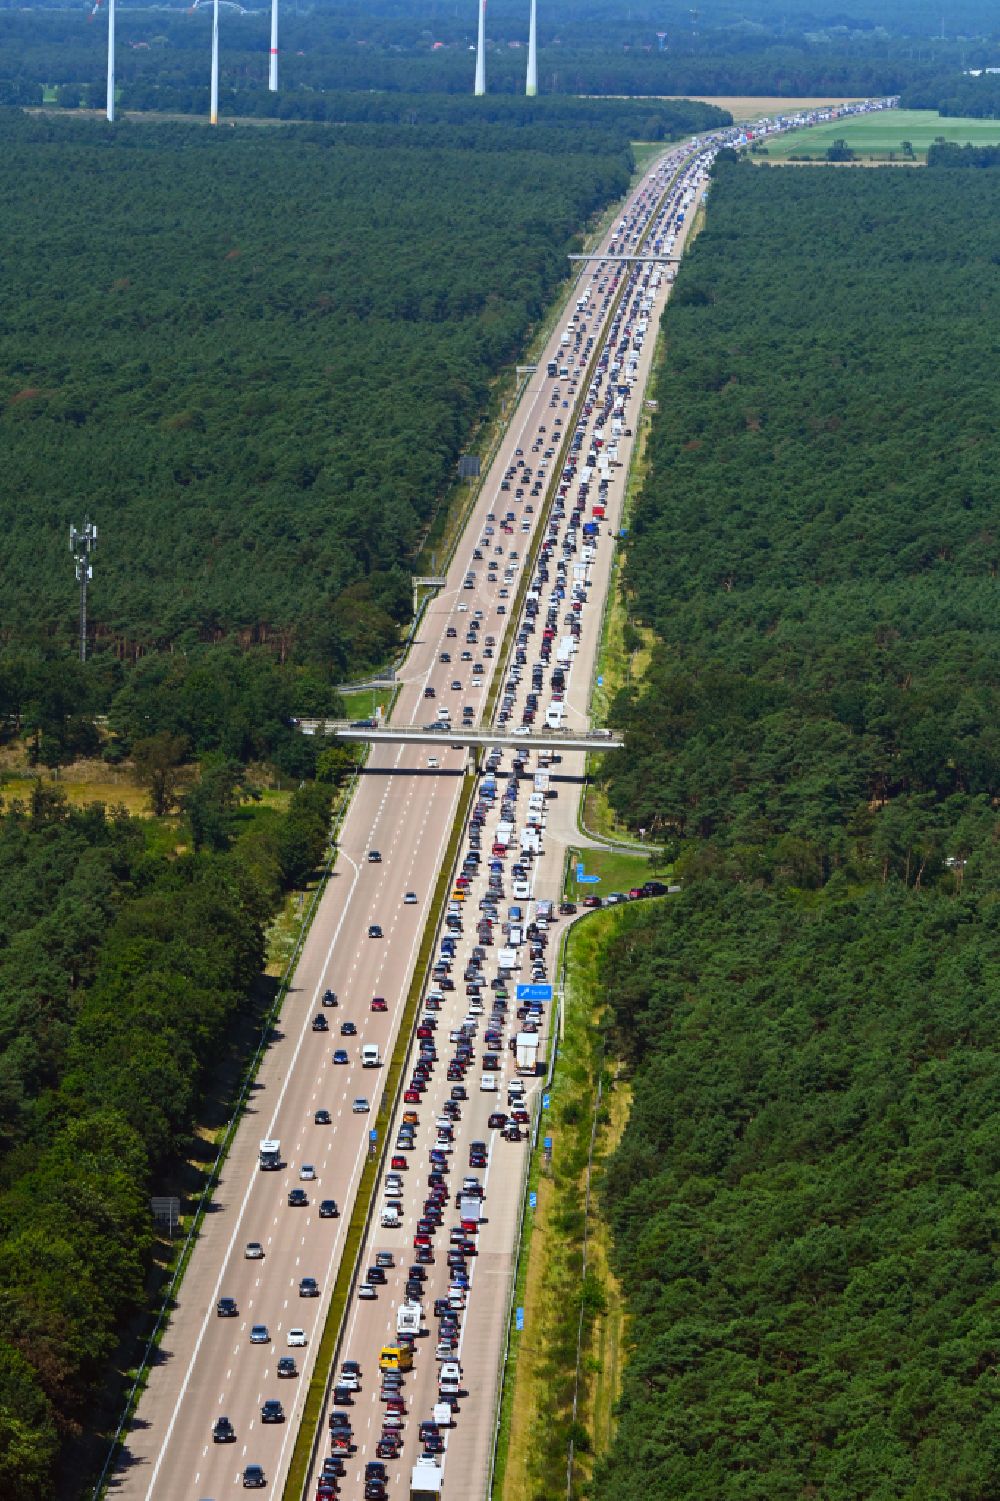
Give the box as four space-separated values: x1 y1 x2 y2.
601 159 1000 886
0 779 333 1498
584 157 1000 1500
0 0 990 106
595 877 1000 1499
902 70 1000 117
928 139 1000 165
0 110 630 673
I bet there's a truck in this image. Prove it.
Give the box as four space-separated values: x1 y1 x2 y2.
533 770 550 793
459 1193 482 1224
362 1044 381 1068
381 1201 402 1229
397 1302 422 1337
259 1139 281 1171
556 637 576 665
497 946 517 971
410 1458 443 1501
516 1032 540 1074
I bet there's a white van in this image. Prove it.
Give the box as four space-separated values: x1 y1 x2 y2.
380 1202 401 1228
361 1044 381 1068
545 704 565 730
480 1073 498 1092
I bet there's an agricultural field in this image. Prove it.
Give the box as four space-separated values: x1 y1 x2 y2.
763 107 1000 159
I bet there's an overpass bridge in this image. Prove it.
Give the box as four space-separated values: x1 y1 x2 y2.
295 720 624 754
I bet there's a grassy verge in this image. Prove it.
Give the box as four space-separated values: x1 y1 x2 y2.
496 911 632 1501
282 768 478 1501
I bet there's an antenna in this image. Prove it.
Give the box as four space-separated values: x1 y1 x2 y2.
269 0 278 90
656 29 667 50
69 520 98 664
210 0 220 123
526 0 537 95
88 0 115 123
474 0 486 95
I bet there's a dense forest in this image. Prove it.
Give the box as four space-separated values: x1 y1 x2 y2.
0 108 644 672
1 0 996 108
595 878 1000 1499
0 779 333 1498
601 160 1000 884
588 160 1000 1498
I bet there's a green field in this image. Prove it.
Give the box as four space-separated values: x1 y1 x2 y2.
564 844 666 899
762 109 1000 160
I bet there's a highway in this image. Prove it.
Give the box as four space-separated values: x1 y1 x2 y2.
106 138 712 1501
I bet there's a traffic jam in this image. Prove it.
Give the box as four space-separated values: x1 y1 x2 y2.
307 148 713 1501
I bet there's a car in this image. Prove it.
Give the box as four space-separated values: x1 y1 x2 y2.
276 1354 297 1378
339 1369 361 1391
213 1415 236 1443
359 1282 377 1300
404 891 418 905
366 1266 387 1285
368 924 383 939
322 988 338 1006
288 1188 308 1207
299 1276 320 1298
319 1198 339 1218
488 1112 508 1129
217 1296 238 1317
261 1398 285 1423
368 850 382 863
249 1324 270 1344
315 1109 333 1128
243 1464 266 1489
353 1097 370 1113
376 1438 399 1459
245 1241 264 1259
312 1013 329 1032
300 1163 316 1181
391 1155 408 1171
371 996 388 1012
341 1019 357 1036
332 1048 349 1066
287 1327 307 1346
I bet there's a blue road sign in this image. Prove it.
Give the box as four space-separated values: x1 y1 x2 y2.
517 983 553 1003
542 1092 550 1110
369 1129 378 1143
578 873 601 884
529 1191 537 1209
597 674 604 686
516 1308 525 1332
543 1136 552 1152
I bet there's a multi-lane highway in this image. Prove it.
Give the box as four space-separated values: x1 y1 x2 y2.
108 138 713 1501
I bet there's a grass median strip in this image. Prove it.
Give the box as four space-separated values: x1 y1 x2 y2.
283 768 478 1501
494 911 632 1501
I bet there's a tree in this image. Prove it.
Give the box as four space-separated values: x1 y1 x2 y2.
825 137 855 161
131 732 189 816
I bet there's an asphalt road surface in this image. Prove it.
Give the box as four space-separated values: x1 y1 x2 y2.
108 139 713 1501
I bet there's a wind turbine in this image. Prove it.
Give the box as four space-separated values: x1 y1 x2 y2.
188 0 221 123
88 0 115 123
526 0 537 95
269 0 278 91
474 0 486 95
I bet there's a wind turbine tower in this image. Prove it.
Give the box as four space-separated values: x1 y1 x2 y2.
269 0 278 91
474 0 486 95
526 0 537 95
210 0 220 123
88 0 115 123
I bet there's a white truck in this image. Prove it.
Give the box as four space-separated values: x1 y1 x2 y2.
259 1139 281 1171
380 1202 402 1229
459 1194 483 1224
361 1044 381 1068
516 1032 540 1075
409 1458 443 1501
545 704 565 730
497 946 517 970
397 1302 422 1337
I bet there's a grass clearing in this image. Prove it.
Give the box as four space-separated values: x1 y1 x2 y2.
762 108 1000 160
341 686 394 721
564 844 665 898
497 911 631 1500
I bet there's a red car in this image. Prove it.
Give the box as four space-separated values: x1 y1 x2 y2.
371 996 388 1013
404 1089 421 1104
390 1155 408 1171
414 1232 431 1248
